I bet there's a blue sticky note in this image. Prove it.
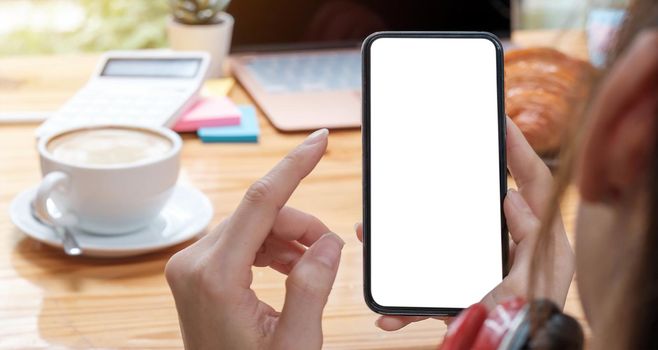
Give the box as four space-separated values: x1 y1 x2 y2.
198 105 259 143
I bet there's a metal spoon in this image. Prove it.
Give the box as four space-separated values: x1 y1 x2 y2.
30 198 82 256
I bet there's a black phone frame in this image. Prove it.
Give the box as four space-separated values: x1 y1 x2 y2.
361 31 508 316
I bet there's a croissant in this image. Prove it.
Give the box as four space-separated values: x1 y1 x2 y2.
505 48 596 155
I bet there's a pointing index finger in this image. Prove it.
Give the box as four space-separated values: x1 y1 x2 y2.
215 129 329 276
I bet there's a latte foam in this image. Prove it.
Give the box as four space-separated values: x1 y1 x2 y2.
47 127 172 166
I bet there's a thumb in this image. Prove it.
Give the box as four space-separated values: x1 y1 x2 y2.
273 232 344 349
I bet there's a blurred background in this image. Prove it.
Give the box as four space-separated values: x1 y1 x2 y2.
0 0 625 55
0 0 170 55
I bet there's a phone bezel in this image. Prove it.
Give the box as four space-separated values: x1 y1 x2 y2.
362 31 508 316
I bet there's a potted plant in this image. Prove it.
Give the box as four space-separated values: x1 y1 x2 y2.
167 0 234 77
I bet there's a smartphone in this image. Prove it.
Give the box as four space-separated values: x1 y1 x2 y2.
362 32 507 316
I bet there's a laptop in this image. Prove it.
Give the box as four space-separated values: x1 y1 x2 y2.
228 0 511 131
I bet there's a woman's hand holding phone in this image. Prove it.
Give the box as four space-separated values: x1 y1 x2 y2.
358 118 575 331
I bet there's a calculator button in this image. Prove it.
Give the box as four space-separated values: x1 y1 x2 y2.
44 85 194 135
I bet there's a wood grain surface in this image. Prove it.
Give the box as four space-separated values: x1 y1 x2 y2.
0 30 589 349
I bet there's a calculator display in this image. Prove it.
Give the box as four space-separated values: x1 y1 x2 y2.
101 58 201 78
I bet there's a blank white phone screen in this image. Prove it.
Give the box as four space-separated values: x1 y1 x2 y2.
369 37 503 309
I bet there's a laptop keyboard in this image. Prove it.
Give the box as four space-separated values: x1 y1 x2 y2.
244 52 361 93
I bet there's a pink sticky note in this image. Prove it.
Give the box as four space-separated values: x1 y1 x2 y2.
173 96 241 132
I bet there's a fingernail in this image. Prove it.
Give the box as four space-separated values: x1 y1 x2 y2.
311 232 344 268
354 223 359 232
304 128 329 145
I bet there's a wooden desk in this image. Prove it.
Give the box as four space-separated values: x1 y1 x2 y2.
0 35 588 349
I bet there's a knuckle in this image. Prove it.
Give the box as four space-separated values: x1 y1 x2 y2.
303 212 323 230
164 252 185 285
281 149 306 178
165 252 233 301
307 213 322 226
283 148 303 166
165 251 205 295
192 258 236 302
519 223 540 243
244 177 274 204
506 203 539 230
195 266 225 295
286 265 330 302
524 212 542 230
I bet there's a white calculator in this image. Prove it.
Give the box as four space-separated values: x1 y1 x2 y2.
36 50 210 137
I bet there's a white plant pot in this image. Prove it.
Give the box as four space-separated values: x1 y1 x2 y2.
167 12 234 78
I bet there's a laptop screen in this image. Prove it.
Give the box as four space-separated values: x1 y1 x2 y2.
227 0 511 52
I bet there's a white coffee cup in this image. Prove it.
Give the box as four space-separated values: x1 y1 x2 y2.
35 125 182 235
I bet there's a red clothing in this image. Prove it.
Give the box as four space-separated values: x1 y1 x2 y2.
439 298 526 350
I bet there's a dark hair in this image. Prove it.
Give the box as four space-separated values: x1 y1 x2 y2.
528 303 583 350
528 0 658 348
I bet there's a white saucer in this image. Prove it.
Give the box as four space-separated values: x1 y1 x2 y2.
9 185 213 258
